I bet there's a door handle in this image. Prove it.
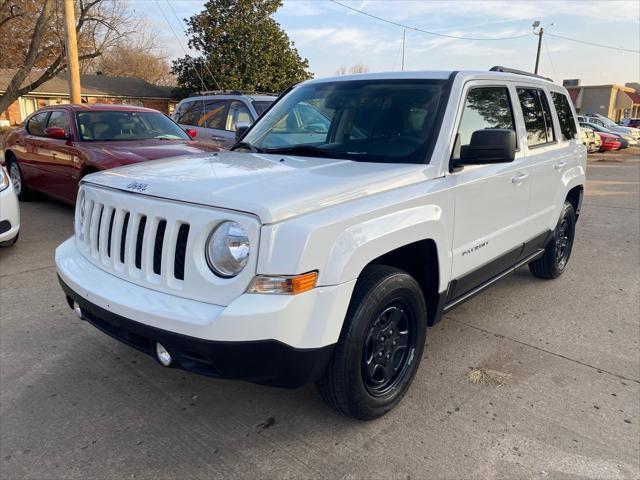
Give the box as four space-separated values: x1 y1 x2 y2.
210 135 225 141
554 161 568 171
511 172 529 184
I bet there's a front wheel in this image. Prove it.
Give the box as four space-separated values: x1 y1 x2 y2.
529 201 576 279
317 265 427 420
8 159 33 201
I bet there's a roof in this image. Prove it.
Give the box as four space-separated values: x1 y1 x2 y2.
0 69 176 99
32 104 160 113
625 91 640 104
302 70 557 87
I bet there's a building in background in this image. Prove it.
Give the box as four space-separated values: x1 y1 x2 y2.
564 79 640 122
0 69 178 126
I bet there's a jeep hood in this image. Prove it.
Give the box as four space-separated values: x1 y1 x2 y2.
82 152 435 224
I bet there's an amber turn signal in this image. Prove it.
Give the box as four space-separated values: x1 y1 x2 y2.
247 271 318 295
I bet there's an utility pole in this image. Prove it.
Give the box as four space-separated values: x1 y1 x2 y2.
63 0 81 104
401 29 406 71
533 20 543 75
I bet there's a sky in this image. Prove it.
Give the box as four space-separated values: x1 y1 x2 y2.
136 0 640 86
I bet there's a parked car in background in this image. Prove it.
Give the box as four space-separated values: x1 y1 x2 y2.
0 166 20 246
579 127 601 153
620 117 640 128
579 122 629 149
579 114 639 145
592 131 621 151
2 105 220 205
172 91 277 149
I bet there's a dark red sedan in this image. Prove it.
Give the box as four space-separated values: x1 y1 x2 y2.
2 104 220 205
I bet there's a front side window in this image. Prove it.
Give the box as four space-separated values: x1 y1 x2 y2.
242 79 449 163
226 101 251 131
26 112 50 136
457 86 515 147
551 92 577 141
76 111 189 141
47 111 71 132
517 88 555 147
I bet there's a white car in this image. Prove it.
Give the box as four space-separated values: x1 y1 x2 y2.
0 166 20 246
56 68 586 420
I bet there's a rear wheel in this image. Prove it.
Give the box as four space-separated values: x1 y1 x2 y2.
317 265 427 420
7 158 33 201
529 201 576 279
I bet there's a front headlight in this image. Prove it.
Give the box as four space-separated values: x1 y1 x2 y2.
205 221 250 278
0 167 9 192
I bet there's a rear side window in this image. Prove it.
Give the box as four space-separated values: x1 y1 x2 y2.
174 101 203 126
457 86 515 146
551 92 577 141
26 112 50 136
517 88 555 147
47 111 70 132
201 100 229 129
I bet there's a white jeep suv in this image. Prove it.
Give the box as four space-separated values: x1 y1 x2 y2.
56 68 586 420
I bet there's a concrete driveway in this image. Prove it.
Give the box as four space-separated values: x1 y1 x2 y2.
1 149 639 479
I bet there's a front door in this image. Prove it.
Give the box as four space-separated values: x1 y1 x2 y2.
448 82 531 302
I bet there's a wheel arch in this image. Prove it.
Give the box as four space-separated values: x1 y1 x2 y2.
565 184 583 219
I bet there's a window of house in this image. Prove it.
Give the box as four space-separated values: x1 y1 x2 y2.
26 112 50 136
457 86 515 147
47 111 71 132
551 92 578 141
517 88 555 147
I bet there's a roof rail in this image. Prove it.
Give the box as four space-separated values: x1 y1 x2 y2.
489 66 553 83
188 90 279 97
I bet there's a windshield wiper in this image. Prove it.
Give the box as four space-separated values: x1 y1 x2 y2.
230 141 263 153
262 145 340 158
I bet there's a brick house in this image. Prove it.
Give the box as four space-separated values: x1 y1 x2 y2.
1 69 178 126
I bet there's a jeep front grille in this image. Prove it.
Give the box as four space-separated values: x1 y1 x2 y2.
81 200 190 282
75 183 260 306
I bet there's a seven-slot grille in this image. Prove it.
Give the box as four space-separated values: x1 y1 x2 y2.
79 198 190 282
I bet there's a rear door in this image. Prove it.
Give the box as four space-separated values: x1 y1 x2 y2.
448 82 531 303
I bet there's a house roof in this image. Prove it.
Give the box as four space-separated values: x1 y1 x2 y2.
625 90 640 104
0 69 176 99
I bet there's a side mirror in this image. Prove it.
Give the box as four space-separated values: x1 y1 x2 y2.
44 127 69 140
235 121 251 141
455 129 516 167
185 128 197 139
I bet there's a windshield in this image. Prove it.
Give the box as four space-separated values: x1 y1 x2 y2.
252 101 273 116
242 79 449 163
76 111 190 141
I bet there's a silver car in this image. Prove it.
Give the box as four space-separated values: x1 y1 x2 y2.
172 91 277 149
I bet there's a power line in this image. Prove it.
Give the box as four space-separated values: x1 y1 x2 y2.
546 32 639 54
329 0 531 41
163 0 222 90
151 0 209 91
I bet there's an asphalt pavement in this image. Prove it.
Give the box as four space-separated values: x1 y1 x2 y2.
1 148 639 479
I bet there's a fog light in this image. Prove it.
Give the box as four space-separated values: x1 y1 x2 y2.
155 343 172 367
73 301 82 319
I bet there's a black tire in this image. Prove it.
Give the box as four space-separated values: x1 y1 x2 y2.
529 201 576 279
7 157 34 201
0 231 19 247
317 265 427 420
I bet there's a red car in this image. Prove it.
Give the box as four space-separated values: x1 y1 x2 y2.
595 131 621 151
2 104 220 205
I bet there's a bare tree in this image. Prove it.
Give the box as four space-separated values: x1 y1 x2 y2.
0 0 135 114
335 64 370 76
93 25 175 85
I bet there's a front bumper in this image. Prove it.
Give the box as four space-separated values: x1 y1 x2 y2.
0 181 20 243
55 236 356 387
60 277 332 387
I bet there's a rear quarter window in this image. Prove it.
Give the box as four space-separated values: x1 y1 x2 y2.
551 92 578 141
